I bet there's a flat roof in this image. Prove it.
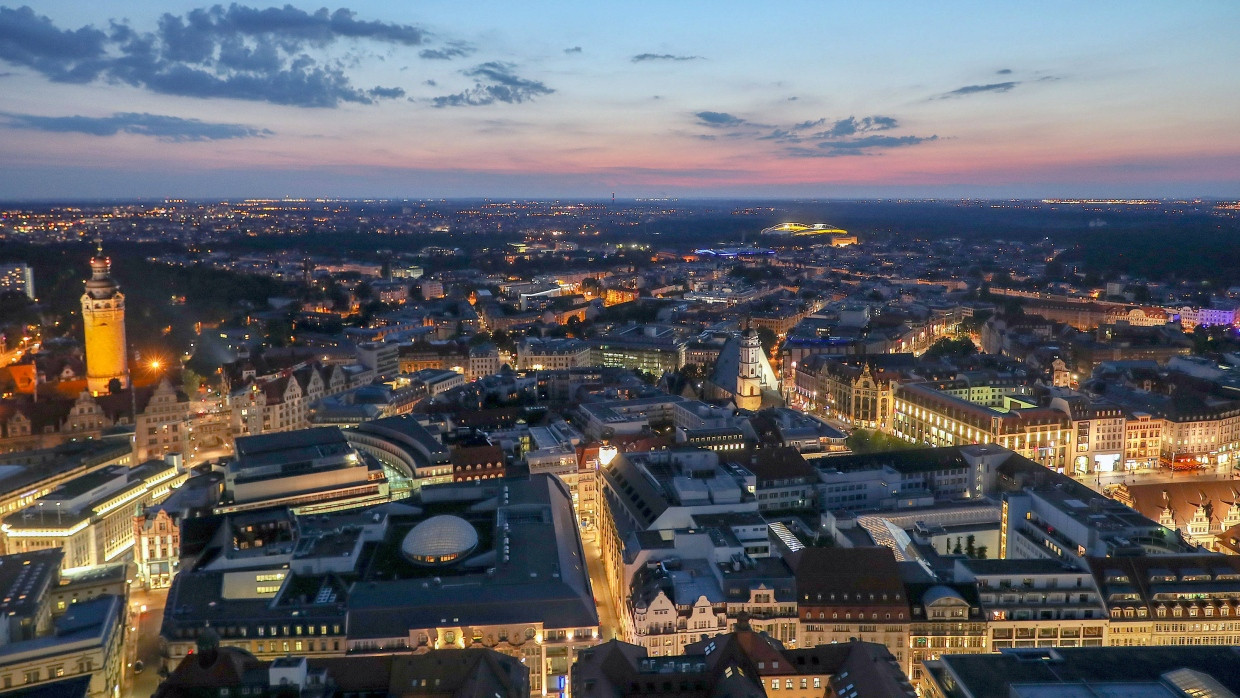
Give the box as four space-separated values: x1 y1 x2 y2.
936 646 1240 698
235 426 347 459
0 550 62 618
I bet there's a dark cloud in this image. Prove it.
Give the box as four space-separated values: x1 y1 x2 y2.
432 61 553 107
564 46 582 54
691 109 935 157
938 81 1019 98
631 53 701 63
996 68 1012 75
186 5 428 45
367 85 405 99
0 5 110 82
758 115 898 143
0 4 428 107
418 41 473 60
0 111 270 141
801 134 938 157
815 115 897 138
694 111 747 128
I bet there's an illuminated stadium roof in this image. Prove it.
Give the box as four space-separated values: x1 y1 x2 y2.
760 222 849 237
401 515 479 565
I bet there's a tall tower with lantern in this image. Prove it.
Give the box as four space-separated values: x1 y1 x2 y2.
82 242 130 395
735 327 763 411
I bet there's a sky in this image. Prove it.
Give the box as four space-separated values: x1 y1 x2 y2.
0 1 1238 199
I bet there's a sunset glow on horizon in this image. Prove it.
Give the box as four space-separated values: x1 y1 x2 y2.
1 1 1238 199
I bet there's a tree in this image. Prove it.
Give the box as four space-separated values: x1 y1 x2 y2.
265 317 295 347
952 538 963 555
845 430 874 453
327 282 349 310
965 534 977 558
182 368 205 396
680 362 709 382
756 327 779 357
845 429 916 454
975 545 988 560
565 315 588 338
491 329 516 354
107 377 123 395
924 337 979 360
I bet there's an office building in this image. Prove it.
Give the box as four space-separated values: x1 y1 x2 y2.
0 550 123 698
1 457 184 570
996 458 1195 565
0 440 133 518
589 325 688 374
343 415 453 496
162 475 598 696
218 427 389 515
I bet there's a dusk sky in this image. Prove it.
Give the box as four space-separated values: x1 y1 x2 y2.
1 1 1238 199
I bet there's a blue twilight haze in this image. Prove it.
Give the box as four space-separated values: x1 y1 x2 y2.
0 1 1236 198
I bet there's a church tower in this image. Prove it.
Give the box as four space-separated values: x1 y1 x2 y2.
82 243 129 395
735 327 763 411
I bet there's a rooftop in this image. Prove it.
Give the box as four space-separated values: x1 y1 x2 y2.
932 646 1240 698
0 549 62 618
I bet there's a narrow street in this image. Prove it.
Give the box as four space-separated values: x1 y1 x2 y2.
581 530 624 643
124 586 169 698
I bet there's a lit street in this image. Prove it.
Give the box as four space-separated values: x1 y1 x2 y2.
124 586 169 698
581 530 624 643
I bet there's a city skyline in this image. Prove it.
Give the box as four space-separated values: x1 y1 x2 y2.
1 1 1238 199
